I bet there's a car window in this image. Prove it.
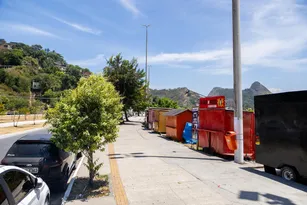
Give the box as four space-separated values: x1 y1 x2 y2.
0 185 9 205
7 143 58 158
3 171 34 204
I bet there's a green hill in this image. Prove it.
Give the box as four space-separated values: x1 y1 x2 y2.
0 39 91 113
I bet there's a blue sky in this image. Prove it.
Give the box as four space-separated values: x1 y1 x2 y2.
0 0 307 95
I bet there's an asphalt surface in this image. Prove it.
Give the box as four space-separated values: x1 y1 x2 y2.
0 129 72 205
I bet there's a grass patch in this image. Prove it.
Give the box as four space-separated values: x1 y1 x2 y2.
68 174 110 201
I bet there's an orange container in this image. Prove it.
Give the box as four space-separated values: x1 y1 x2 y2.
225 131 237 151
165 109 192 141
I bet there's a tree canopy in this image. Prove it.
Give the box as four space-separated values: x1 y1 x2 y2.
151 96 179 108
103 54 148 121
46 75 123 186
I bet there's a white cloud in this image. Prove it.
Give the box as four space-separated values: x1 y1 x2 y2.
119 0 141 16
269 88 282 93
69 54 105 67
144 0 307 74
0 23 60 38
51 16 102 35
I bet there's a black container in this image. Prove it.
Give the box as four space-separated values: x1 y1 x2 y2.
255 90 307 181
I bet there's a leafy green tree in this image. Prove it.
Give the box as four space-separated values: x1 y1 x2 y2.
2 49 24 65
104 54 147 121
152 97 179 108
42 89 60 107
22 56 40 71
0 69 6 83
46 75 123 186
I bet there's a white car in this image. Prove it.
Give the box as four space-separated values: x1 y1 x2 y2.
0 165 50 205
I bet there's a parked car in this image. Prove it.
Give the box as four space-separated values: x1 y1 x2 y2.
0 165 50 205
1 134 77 190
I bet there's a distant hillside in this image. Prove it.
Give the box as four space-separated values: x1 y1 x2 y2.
149 87 201 108
149 81 271 109
208 81 271 109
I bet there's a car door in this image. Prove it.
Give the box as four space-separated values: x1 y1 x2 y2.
2 170 43 205
0 181 10 205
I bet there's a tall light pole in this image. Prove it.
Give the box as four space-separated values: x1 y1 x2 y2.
143 24 150 90
232 0 244 164
148 65 151 89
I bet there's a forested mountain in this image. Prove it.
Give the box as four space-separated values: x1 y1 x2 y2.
0 39 91 113
208 81 271 109
149 81 272 109
149 87 201 108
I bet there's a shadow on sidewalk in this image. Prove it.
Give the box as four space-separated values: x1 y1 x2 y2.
240 167 307 192
121 122 140 126
239 190 296 205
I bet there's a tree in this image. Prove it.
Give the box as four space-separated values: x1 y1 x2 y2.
2 49 24 65
46 75 123 186
30 101 43 125
151 97 179 108
104 54 147 121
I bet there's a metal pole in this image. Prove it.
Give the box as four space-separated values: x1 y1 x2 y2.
148 65 151 88
232 0 244 164
143 25 150 85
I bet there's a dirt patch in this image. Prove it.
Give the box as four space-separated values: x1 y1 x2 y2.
0 123 46 135
68 175 110 201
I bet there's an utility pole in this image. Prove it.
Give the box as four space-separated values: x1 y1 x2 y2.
143 24 150 95
232 0 244 164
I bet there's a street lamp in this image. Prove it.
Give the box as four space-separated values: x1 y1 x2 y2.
232 0 244 164
143 24 150 88
148 65 151 89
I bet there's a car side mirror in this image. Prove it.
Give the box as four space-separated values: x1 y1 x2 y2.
35 177 43 188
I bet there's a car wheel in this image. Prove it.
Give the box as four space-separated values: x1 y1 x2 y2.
60 170 69 191
281 166 297 181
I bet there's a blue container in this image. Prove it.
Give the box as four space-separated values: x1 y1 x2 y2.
182 122 196 144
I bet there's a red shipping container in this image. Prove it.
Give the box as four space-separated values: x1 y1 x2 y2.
198 97 255 158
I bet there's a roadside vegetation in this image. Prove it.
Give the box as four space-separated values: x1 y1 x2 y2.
46 75 123 186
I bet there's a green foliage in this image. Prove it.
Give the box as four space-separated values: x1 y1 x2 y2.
0 40 91 108
5 97 28 111
151 97 179 108
0 49 24 65
103 54 148 120
46 75 123 186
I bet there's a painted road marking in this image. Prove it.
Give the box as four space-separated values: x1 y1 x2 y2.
109 143 129 205
61 155 85 205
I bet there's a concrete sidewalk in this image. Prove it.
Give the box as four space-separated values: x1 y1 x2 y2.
113 117 307 205
65 146 116 205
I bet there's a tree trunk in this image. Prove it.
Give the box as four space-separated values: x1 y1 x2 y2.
124 110 130 122
88 151 95 187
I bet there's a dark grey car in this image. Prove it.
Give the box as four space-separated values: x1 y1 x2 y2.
1 134 78 191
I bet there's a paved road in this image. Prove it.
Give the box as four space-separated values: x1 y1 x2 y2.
0 129 66 205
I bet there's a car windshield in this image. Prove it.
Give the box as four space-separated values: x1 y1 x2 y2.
6 143 58 158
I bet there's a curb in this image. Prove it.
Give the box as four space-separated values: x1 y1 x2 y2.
0 126 50 139
61 155 85 205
